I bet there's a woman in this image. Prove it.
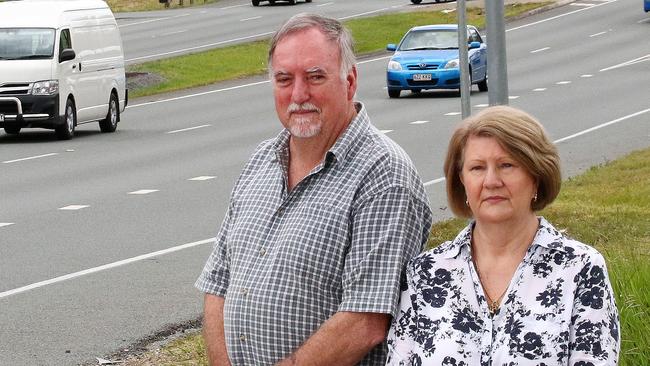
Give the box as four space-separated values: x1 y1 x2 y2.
387 106 620 365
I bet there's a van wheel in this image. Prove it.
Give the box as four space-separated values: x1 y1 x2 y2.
252 0 260 5
411 0 422 3
306 0 312 2
288 0 295 4
4 126 20 135
56 98 76 140
100 93 119 133
478 72 488 92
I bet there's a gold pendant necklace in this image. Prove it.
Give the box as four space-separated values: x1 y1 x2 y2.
473 257 507 315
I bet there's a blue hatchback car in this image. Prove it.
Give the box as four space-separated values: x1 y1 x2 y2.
386 24 488 98
645 0 650 12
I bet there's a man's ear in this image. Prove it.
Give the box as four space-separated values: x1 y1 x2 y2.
346 65 358 101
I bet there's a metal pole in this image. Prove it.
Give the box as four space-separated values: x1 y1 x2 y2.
457 0 471 118
486 0 508 105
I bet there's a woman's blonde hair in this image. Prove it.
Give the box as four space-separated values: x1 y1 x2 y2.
444 105 561 218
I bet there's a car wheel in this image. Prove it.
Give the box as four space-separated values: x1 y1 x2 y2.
55 98 76 140
252 0 260 6
99 93 119 133
411 0 422 3
478 72 488 92
288 0 295 4
305 0 312 2
269 0 275 3
388 89 401 98
4 126 20 135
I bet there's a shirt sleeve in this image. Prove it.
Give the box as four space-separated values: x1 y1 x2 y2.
338 186 432 317
568 252 620 365
194 203 232 297
386 259 424 366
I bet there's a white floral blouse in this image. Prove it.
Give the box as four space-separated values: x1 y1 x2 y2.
387 217 620 366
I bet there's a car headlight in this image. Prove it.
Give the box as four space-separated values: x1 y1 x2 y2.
387 60 402 71
443 59 459 69
32 80 59 96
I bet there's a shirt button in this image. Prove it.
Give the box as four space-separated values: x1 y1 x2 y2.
240 288 248 296
239 334 246 342
259 248 267 256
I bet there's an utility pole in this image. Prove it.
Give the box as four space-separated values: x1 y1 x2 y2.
457 0 471 119
486 0 509 105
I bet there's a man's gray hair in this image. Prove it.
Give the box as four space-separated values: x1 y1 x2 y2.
268 13 356 80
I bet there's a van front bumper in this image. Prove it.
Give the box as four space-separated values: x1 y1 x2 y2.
0 95 61 129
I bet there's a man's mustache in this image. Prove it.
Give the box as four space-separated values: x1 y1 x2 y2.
288 103 321 114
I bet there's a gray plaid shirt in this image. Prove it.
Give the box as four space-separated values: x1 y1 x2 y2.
196 103 432 365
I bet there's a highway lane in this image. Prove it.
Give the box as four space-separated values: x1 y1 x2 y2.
118 0 415 63
1 0 649 364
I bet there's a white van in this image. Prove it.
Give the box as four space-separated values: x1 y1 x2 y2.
0 0 127 139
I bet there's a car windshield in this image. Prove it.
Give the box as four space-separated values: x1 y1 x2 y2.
0 28 55 60
398 29 459 51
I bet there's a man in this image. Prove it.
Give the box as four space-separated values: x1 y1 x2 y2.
195 13 432 365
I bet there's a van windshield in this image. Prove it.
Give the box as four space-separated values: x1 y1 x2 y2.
0 28 55 60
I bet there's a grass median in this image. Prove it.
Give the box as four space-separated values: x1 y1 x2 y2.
120 148 650 365
127 3 550 98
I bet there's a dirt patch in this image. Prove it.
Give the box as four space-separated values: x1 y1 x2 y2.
126 72 165 93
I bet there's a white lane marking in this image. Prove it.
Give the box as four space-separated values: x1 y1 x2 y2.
119 13 191 28
59 205 89 210
570 2 596 6
189 176 216 181
0 223 14 228
581 74 593 78
410 120 430 125
240 16 262 22
2 153 58 164
445 112 461 116
359 55 391 65
66 149 75 152
128 189 159 195
530 47 550 53
423 107 650 187
533 88 547 92
167 124 211 134
0 238 215 299
475 104 489 108
424 177 445 187
220 4 248 10
599 54 650 72
380 129 393 134
126 31 275 63
556 81 572 85
589 31 607 37
128 80 270 109
554 107 650 144
638 18 650 24
317 2 334 7
158 30 188 37
338 8 389 21
508 95 520 99
506 1 615 32
391 4 404 9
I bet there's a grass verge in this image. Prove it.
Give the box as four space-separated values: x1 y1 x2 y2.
108 0 217 12
127 3 550 98
121 148 649 365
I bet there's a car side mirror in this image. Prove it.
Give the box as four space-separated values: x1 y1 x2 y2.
468 41 481 49
59 48 76 63
386 44 397 51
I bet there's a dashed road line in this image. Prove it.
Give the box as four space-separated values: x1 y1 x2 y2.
2 153 58 164
128 190 159 195
317 2 334 6
409 120 430 125
240 16 262 22
509 95 520 99
533 88 547 92
581 74 593 78
167 124 211 134
530 47 550 53
0 223 14 228
589 31 607 37
189 176 216 181
556 81 572 85
445 112 461 116
59 205 89 211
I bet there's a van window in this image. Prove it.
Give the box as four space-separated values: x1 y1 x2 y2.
0 28 55 60
59 29 72 54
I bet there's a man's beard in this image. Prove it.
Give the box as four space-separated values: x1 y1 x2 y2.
287 102 322 138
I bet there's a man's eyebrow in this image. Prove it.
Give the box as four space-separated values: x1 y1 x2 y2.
273 70 291 78
306 66 327 74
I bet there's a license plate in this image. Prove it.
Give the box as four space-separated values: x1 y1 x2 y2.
412 74 432 81
0 114 4 123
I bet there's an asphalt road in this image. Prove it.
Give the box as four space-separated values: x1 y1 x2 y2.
1 0 649 364
118 0 425 64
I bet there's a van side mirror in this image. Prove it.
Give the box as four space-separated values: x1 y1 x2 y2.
468 41 481 49
387 44 397 51
59 48 76 63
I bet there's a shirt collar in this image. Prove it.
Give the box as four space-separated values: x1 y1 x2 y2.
441 216 568 259
268 102 369 167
